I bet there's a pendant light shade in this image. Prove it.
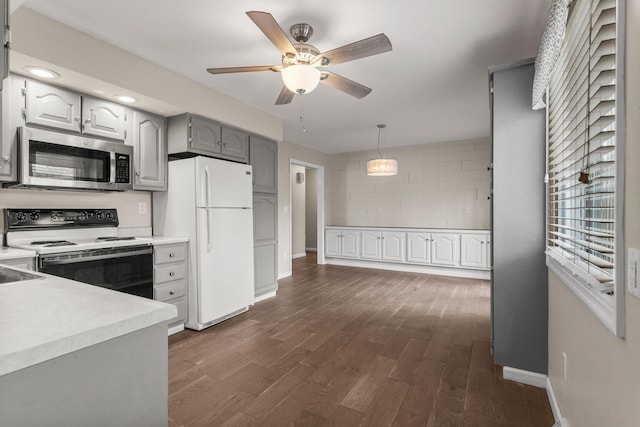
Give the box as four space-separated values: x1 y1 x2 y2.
281 65 320 94
367 124 398 176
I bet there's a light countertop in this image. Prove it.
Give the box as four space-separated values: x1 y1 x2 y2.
0 269 177 376
0 247 37 261
149 236 189 245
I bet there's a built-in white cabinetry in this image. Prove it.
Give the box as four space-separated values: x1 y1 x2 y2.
460 233 491 269
325 229 360 258
360 231 405 262
22 79 126 140
127 110 167 191
153 242 187 332
326 227 490 278
167 113 249 163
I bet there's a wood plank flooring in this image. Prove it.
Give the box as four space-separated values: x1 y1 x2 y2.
168 253 554 427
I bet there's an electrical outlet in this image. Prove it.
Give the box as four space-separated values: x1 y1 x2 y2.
628 248 640 299
137 202 147 215
563 352 568 382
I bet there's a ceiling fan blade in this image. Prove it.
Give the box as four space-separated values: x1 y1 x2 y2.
318 33 392 66
246 11 297 56
275 86 295 105
320 71 372 99
206 65 278 74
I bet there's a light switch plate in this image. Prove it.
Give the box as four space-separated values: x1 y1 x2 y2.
628 248 640 299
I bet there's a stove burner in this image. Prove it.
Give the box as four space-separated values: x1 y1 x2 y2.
30 240 77 247
96 236 136 242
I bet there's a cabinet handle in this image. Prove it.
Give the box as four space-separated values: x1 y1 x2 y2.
135 171 140 176
169 271 175 277
74 117 80 122
169 253 175 258
169 290 175 295
2 156 9 163
223 143 228 148
217 141 222 146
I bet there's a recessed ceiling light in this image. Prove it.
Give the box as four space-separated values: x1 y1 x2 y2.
114 94 137 103
24 66 60 79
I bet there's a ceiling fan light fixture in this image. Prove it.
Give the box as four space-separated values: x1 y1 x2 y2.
281 65 320 94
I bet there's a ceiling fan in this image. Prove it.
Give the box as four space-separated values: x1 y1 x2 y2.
206 11 392 105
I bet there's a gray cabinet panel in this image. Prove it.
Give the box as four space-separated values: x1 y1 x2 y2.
81 96 126 140
190 115 221 154
221 127 249 162
254 244 277 297
490 62 547 374
25 80 81 133
254 194 277 244
130 110 167 191
250 136 277 193
0 75 17 181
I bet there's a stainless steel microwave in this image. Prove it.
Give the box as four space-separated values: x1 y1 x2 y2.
8 127 133 191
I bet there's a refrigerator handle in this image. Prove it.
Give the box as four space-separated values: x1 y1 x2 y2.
202 165 211 207
207 209 213 252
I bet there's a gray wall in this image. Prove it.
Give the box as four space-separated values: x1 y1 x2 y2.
490 62 548 374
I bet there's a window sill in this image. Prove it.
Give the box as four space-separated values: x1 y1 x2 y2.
546 252 622 336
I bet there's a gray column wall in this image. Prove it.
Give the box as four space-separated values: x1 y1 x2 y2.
490 62 548 374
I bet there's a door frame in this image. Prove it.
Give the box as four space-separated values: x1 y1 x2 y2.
289 158 325 275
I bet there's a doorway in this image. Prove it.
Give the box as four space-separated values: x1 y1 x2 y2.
289 159 325 274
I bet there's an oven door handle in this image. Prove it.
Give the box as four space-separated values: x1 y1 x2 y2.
40 248 153 266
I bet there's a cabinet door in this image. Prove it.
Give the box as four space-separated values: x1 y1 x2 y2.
382 231 405 262
341 230 360 258
325 229 342 257
132 111 167 191
221 127 249 162
460 234 488 269
250 136 277 193
254 243 277 297
189 115 221 154
0 75 16 181
407 232 431 264
25 79 81 133
82 97 126 140
254 195 277 245
361 231 382 260
0 0 7 86
431 233 459 266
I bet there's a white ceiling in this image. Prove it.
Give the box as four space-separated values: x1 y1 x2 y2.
19 0 551 154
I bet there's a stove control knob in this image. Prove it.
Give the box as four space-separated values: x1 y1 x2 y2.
15 212 27 222
105 211 113 219
96 211 104 219
29 212 40 221
78 211 87 221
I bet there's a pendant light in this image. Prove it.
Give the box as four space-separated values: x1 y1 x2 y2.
366 124 398 176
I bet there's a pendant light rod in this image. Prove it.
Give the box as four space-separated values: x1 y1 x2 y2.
376 124 386 159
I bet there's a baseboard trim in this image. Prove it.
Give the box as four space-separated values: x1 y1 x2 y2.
292 252 307 259
278 271 292 280
324 257 490 280
502 366 547 388
167 324 184 336
546 377 566 427
254 291 277 303
305 247 317 252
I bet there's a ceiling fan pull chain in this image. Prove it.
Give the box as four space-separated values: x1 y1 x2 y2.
300 95 307 133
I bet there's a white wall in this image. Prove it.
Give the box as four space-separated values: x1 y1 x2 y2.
305 169 318 250
547 3 640 426
290 165 306 258
326 138 490 229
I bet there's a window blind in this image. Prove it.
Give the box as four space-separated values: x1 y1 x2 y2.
547 0 617 294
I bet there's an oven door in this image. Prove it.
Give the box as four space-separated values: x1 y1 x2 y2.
38 245 153 298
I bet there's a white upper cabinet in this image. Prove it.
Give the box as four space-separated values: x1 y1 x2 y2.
24 79 81 133
81 96 126 140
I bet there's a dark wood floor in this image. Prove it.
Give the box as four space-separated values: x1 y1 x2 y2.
168 253 554 427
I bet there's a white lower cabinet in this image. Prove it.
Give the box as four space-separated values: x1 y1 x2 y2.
326 227 489 273
153 242 187 331
460 233 490 269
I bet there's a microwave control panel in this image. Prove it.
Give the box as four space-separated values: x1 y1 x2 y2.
115 154 131 184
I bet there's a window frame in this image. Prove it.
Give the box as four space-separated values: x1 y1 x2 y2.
545 0 626 337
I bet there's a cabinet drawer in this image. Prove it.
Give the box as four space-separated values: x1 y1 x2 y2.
154 279 186 301
154 245 186 264
154 263 186 284
171 297 187 324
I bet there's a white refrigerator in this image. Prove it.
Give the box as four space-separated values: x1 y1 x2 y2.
153 156 254 330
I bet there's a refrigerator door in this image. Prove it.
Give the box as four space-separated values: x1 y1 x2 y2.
195 207 254 326
195 156 253 208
